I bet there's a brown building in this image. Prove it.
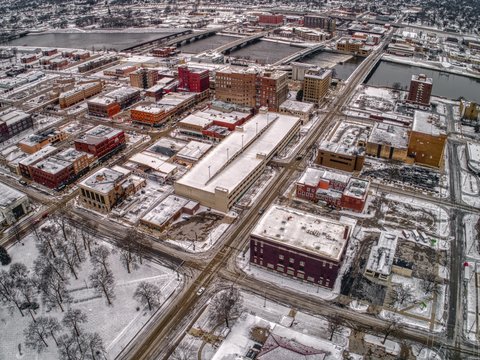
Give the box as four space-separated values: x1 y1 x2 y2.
303 15 336 33
55 148 93 175
30 157 73 189
18 128 68 154
129 68 159 89
407 74 433 106
365 122 410 162
408 111 447 168
316 120 369 172
59 81 103 109
215 67 288 111
303 68 332 104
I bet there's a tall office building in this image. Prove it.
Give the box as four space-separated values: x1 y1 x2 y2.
302 68 332 104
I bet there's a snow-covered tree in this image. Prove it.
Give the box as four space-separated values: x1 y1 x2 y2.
90 245 112 274
24 317 51 353
133 281 161 311
118 229 141 274
62 308 87 337
0 245 11 265
209 287 243 328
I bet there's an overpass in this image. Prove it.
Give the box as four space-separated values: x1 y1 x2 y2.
122 30 192 52
273 43 326 66
165 27 224 48
213 31 269 54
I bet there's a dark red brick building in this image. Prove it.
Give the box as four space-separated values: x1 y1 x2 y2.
30 157 73 189
250 205 352 289
74 125 126 159
178 65 210 93
258 14 284 25
407 74 433 106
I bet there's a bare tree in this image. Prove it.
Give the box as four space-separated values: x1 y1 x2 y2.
52 208 72 243
209 287 243 328
55 238 82 279
89 267 115 306
390 284 414 308
0 269 25 317
62 308 88 337
65 226 85 264
90 245 112 275
327 314 343 341
9 263 37 318
34 257 68 283
33 224 57 259
420 274 441 297
134 281 161 311
24 317 51 353
79 223 97 257
382 314 401 344
84 332 105 360
36 263 72 312
45 317 62 346
57 333 83 360
118 230 140 274
170 343 194 360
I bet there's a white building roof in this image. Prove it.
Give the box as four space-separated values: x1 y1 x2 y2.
176 141 212 162
141 195 189 227
178 114 213 129
279 99 315 114
368 122 409 148
365 232 398 276
318 120 369 156
297 167 350 187
0 182 27 209
80 167 124 194
129 152 177 175
252 205 350 262
412 111 446 137
175 112 300 195
19 145 57 166
0 109 31 126
466 142 480 173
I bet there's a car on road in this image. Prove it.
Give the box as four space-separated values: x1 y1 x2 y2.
18 179 27 186
258 209 265 215
196 287 205 296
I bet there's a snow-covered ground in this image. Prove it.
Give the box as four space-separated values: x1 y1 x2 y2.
0 224 181 359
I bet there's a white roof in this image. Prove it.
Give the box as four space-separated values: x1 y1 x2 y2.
176 141 212 162
279 99 315 113
176 112 300 194
0 110 30 126
0 182 27 208
412 111 446 136
178 114 213 129
19 145 57 166
252 205 350 262
80 167 124 194
297 167 350 187
141 195 189 227
319 120 369 155
467 142 480 173
129 152 177 175
368 122 409 148
365 232 398 276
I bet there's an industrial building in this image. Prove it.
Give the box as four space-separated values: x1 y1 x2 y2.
0 183 30 227
174 111 301 212
316 120 369 172
249 205 352 289
58 81 103 109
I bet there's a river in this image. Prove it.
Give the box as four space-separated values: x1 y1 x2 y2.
366 60 480 103
7 30 183 51
179 35 237 54
228 40 302 64
302 51 364 80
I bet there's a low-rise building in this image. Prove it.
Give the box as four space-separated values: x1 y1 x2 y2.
87 87 140 117
296 167 370 212
250 205 352 288
140 195 199 232
74 125 126 160
316 120 369 172
279 100 315 124
59 81 103 109
0 109 34 142
0 183 30 227
18 145 58 178
30 157 73 189
55 148 93 175
79 167 146 212
127 151 178 181
365 122 410 162
18 128 68 154
364 232 398 281
174 140 212 165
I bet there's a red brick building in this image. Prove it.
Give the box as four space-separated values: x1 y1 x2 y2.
258 14 284 25
296 167 369 212
74 125 126 159
30 157 73 189
407 74 433 106
178 65 210 93
250 205 352 288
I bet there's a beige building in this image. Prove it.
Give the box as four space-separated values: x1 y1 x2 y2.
303 68 332 104
59 81 103 109
365 122 410 162
79 167 145 212
18 129 68 154
215 67 258 108
174 111 301 212
279 99 314 124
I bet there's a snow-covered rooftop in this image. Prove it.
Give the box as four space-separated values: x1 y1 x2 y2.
34 157 71 174
80 167 124 194
141 194 189 228
318 120 369 155
175 112 300 194
19 145 57 166
175 140 212 162
412 111 446 136
0 109 31 126
0 182 27 208
297 167 350 187
368 122 409 148
76 125 123 145
365 232 398 277
279 99 315 113
129 152 177 175
252 205 350 262
466 142 480 173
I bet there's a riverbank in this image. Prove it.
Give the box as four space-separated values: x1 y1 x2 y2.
382 54 480 81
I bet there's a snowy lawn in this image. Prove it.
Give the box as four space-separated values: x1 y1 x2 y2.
0 224 181 360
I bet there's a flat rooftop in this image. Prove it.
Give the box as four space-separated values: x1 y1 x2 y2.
132 105 170 115
365 232 398 276
251 205 350 262
129 152 177 174
76 125 123 145
0 182 27 208
280 99 315 113
297 167 350 187
0 109 31 126
176 112 300 195
141 195 189 228
157 92 196 107
19 145 58 166
305 68 332 80
80 167 124 194
412 111 446 137
368 122 409 148
176 140 212 161
318 120 369 156
344 177 369 200
411 74 432 84
55 148 89 162
34 157 71 174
